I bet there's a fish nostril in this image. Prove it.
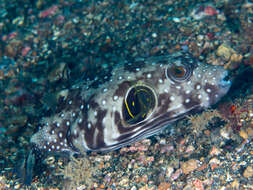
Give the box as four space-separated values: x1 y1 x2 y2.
219 76 232 88
223 74 230 81
223 69 236 82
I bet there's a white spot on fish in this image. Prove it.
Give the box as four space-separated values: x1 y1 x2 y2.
113 96 119 101
170 96 175 101
185 98 190 103
78 118 82 123
74 129 77 136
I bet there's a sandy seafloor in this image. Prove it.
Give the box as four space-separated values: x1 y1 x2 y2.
0 0 253 189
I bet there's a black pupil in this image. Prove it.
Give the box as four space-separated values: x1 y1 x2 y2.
173 66 185 77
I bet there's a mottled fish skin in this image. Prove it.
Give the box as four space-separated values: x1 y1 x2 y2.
31 52 231 154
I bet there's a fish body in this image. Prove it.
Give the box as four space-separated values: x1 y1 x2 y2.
31 52 231 154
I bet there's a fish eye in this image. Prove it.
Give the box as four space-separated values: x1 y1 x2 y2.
123 85 156 125
166 63 192 82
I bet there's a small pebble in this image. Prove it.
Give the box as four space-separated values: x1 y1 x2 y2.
181 159 199 175
77 185 86 190
243 166 253 178
217 44 234 61
158 182 171 190
220 128 230 139
209 146 221 156
152 33 157 38
240 129 248 140
231 179 240 189
209 157 220 165
166 166 174 178
173 17 181 22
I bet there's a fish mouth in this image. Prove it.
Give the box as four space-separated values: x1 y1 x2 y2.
218 70 232 94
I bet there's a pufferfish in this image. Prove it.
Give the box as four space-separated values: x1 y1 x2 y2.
30 52 231 155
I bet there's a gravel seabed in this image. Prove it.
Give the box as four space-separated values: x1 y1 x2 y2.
0 0 253 189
